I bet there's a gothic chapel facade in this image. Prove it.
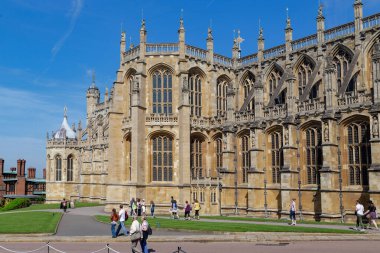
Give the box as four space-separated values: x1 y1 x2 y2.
47 1 380 221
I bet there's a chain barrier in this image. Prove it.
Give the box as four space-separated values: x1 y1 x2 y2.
0 242 186 253
172 246 187 253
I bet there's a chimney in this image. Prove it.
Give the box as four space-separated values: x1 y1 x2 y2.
11 167 16 172
0 159 4 174
17 159 22 176
28 168 36 179
43 168 46 179
21 160 26 177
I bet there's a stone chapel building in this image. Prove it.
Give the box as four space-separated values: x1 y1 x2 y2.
46 1 380 221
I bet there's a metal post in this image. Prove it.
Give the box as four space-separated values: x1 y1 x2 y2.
107 244 109 253
337 136 345 223
296 128 303 221
234 141 238 215
47 242 50 253
263 168 268 218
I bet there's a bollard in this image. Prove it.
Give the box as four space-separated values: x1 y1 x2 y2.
47 242 50 253
106 244 109 253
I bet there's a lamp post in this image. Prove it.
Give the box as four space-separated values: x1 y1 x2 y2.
337 136 345 223
263 168 268 218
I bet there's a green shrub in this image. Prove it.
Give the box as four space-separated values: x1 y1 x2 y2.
1 198 31 211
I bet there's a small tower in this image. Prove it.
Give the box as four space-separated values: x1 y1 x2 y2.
86 72 100 124
354 0 363 45
178 16 185 58
285 9 293 64
120 31 126 65
317 3 325 44
257 27 265 63
139 19 147 58
206 27 214 64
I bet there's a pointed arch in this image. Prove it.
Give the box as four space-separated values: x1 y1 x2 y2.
188 67 207 79
124 68 137 81
293 53 316 72
148 63 175 75
364 30 380 56
264 62 284 80
216 75 231 116
328 43 354 59
189 67 205 117
239 71 256 112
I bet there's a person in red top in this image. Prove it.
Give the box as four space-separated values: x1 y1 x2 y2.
110 208 119 238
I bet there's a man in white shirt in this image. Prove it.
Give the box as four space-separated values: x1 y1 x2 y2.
116 204 129 236
130 216 142 253
356 200 365 231
290 198 297 226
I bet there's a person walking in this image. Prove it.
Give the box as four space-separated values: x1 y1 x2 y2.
150 201 155 218
137 198 142 216
132 199 138 216
364 200 378 230
110 208 119 238
140 216 150 253
116 204 129 236
60 198 68 213
141 199 146 216
290 198 297 226
130 198 135 216
193 199 201 220
184 201 192 220
356 200 365 231
130 216 142 253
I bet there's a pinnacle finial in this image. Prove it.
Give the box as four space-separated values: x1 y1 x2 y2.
91 71 96 87
179 9 184 30
207 27 213 39
318 1 324 18
259 27 264 40
286 8 291 29
64 106 67 118
140 19 146 31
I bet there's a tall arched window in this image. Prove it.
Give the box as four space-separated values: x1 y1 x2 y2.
216 138 223 170
67 154 74 182
191 138 203 179
347 122 370 186
270 131 282 184
55 155 62 181
128 75 134 117
241 134 250 183
189 74 202 117
268 69 282 98
305 127 322 184
243 73 255 111
217 78 228 116
297 58 314 96
152 135 173 181
152 70 172 115
334 49 352 91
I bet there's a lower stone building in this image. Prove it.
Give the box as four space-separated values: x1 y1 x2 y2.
46 1 380 221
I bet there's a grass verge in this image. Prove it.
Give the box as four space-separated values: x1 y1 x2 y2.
0 211 62 233
94 215 358 234
16 202 103 211
200 215 354 226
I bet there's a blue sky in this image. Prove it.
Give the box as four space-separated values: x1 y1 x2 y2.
0 0 379 175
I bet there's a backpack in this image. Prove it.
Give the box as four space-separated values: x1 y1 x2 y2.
147 225 153 235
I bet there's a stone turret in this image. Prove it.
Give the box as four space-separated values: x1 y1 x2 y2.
354 0 363 46
86 73 100 124
206 27 214 64
139 19 147 58
317 3 325 44
257 27 264 63
120 31 126 65
285 11 293 65
178 17 185 58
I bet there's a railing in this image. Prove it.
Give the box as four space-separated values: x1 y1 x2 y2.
235 111 255 122
213 53 233 67
238 53 258 67
297 98 324 113
124 45 140 62
324 22 355 42
263 44 286 60
146 113 178 124
146 43 179 54
263 104 287 118
186 45 207 60
337 91 372 107
291 34 318 51
363 13 380 30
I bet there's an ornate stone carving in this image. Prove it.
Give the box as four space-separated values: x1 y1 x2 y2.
133 76 139 92
250 130 255 148
373 116 379 138
182 76 189 92
324 122 329 142
284 127 289 145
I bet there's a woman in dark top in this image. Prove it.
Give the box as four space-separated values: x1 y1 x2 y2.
364 200 378 230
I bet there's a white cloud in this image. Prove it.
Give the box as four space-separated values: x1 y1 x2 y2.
51 0 84 58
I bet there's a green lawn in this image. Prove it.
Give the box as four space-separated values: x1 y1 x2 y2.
200 215 353 226
16 202 103 211
94 215 358 234
0 211 62 233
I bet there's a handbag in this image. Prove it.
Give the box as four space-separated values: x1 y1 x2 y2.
130 231 141 241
